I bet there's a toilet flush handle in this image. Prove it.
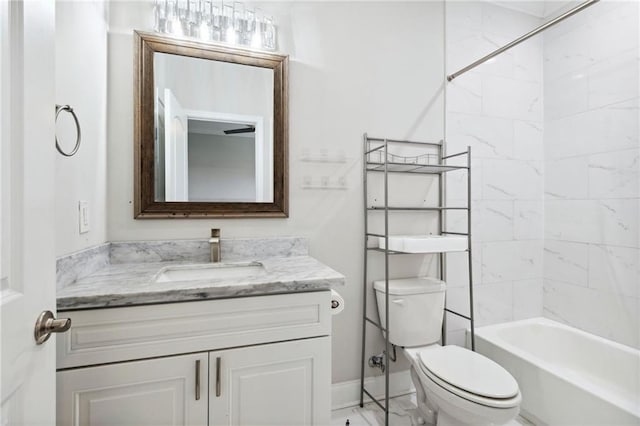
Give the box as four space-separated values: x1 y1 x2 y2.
392 299 404 305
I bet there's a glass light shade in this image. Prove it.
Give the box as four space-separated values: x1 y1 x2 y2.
153 0 277 51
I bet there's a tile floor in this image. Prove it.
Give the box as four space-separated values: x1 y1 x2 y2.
331 393 534 426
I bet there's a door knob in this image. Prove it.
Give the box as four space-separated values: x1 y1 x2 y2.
34 310 71 345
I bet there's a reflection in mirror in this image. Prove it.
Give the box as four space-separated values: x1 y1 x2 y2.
154 53 274 203
134 31 288 218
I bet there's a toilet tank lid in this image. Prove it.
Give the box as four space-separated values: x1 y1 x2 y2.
373 277 445 295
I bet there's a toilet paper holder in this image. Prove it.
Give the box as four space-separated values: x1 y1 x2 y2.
330 289 344 315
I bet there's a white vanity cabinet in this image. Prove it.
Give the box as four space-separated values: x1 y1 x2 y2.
56 292 332 426
57 352 209 426
209 337 330 426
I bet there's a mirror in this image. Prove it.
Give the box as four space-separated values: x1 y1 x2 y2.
134 31 288 218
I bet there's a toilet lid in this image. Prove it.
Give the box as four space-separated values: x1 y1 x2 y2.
418 346 519 399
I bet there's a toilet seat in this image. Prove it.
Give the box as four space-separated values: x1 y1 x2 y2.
409 345 521 409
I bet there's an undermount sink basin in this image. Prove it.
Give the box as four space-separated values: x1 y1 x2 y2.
154 263 266 283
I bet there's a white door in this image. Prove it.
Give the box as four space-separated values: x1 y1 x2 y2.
164 88 189 201
209 337 331 426
57 353 208 426
0 1 58 425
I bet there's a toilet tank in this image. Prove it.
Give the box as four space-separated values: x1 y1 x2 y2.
374 277 445 347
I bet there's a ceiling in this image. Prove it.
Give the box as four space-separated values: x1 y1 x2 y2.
488 0 577 18
188 119 255 139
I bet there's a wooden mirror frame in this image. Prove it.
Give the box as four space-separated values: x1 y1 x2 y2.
133 31 288 218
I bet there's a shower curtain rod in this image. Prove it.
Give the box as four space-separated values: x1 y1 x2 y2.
446 0 600 82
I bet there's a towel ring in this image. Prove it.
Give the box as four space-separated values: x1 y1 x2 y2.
55 104 81 157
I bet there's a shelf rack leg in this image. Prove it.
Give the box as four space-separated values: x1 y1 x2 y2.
439 141 447 346
467 146 475 351
360 134 368 407
383 138 390 426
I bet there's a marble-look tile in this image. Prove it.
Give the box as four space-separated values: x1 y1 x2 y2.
545 99 638 160
445 285 472 321
588 244 640 299
331 393 418 426
446 74 482 115
512 121 543 162
446 27 503 73
474 33 514 78
543 22 594 80
482 160 543 201
445 158 482 202
544 199 639 247
588 50 638 110
544 72 588 120
513 36 543 83
544 279 640 349
444 310 470 339
447 112 513 159
474 282 513 326
481 2 541 40
543 0 628 44
56 243 110 290
483 75 542 122
513 201 543 240
588 1 639 62
542 3 592 43
443 204 468 235
513 279 543 320
544 156 588 200
445 2 482 32
475 201 514 242
444 329 467 347
331 393 533 426
482 240 543 283
588 149 639 200
445 243 481 288
543 240 589 287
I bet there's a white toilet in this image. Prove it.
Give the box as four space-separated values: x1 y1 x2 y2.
374 277 522 426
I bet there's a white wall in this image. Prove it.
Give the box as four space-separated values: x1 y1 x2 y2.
187 133 256 201
542 0 640 349
155 52 273 175
155 52 273 120
445 2 545 344
107 1 445 383
55 1 109 256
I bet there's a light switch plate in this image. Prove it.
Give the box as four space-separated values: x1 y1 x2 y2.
79 201 89 234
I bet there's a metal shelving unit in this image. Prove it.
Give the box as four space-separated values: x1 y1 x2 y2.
359 133 475 425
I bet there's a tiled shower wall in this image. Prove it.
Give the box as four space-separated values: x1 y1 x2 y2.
446 1 639 349
542 1 640 349
445 2 545 344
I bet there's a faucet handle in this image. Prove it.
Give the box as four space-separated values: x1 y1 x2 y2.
211 228 220 238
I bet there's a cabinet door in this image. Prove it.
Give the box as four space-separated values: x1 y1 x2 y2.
209 337 331 426
57 352 208 426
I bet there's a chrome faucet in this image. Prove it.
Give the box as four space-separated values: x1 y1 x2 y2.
209 229 221 263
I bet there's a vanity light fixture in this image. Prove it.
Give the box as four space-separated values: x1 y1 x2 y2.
154 0 277 51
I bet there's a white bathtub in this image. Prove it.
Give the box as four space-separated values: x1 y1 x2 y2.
473 318 640 425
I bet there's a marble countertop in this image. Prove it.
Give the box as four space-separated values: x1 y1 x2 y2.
57 256 345 310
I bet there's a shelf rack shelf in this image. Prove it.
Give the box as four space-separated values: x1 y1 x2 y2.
359 133 475 426
366 162 468 174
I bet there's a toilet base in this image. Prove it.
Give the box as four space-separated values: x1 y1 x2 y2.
408 359 520 426
411 367 435 425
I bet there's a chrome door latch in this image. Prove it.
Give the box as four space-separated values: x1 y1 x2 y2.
34 310 71 345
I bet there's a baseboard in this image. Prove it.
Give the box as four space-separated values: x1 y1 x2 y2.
331 370 415 410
